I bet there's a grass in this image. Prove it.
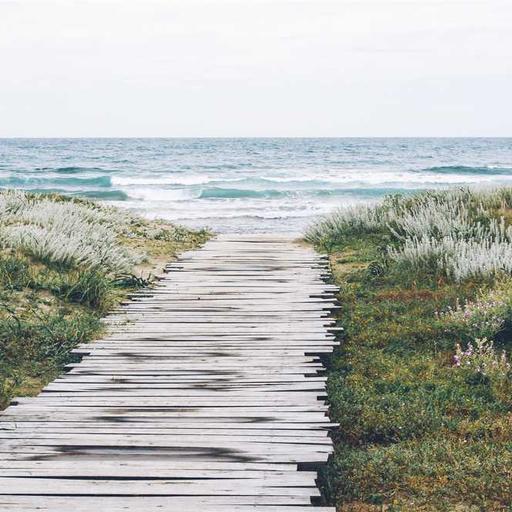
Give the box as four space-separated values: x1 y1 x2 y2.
0 190 210 409
307 188 512 511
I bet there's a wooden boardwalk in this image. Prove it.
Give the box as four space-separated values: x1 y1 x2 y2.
0 235 337 511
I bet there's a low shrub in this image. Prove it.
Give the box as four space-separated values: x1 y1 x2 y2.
0 190 142 271
454 338 511 383
0 308 101 367
0 255 31 290
438 287 510 340
52 268 114 312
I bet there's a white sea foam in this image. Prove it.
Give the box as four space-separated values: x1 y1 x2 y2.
127 188 199 201
244 171 512 187
112 175 212 186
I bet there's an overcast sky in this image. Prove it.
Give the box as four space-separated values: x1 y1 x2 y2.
0 0 511 137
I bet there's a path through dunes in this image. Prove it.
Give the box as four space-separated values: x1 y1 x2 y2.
0 235 338 511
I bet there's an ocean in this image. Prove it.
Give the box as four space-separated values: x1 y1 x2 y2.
1 138 512 233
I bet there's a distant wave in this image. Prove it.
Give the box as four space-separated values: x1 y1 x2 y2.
259 176 325 183
0 175 112 187
193 163 251 170
128 188 198 201
121 187 279 202
114 172 512 190
1 187 128 201
6 172 512 194
421 165 512 175
199 187 285 199
112 175 213 186
73 190 129 200
113 175 328 188
174 211 320 221
34 166 117 174
195 186 412 200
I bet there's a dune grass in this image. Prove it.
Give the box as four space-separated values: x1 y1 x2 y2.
0 190 210 408
306 188 512 511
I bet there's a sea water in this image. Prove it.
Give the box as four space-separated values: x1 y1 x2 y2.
1 138 512 233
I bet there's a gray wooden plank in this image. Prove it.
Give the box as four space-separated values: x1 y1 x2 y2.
0 496 335 511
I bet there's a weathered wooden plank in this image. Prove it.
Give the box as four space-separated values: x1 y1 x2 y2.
0 427 330 437
0 460 298 470
48 372 327 382
37 387 328 396
13 399 329 409
0 448 331 464
0 467 318 482
0 421 336 431
0 434 333 446
0 496 335 511
0 478 320 496
71 348 335 355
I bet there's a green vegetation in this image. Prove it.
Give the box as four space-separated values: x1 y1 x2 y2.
306 188 512 511
0 190 210 409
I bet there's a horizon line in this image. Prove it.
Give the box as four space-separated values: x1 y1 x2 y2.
1 136 511 140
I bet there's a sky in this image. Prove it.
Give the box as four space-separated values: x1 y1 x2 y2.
0 0 511 137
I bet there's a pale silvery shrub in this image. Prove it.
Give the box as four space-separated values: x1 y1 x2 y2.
0 190 142 272
447 238 512 281
309 187 512 243
388 199 473 240
387 193 512 243
305 203 386 244
389 236 512 281
386 189 512 280
308 186 512 281
0 223 136 272
387 236 456 274
0 189 30 216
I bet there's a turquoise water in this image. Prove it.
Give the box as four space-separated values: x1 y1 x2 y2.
1 138 512 233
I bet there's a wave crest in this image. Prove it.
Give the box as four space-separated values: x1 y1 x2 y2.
422 165 512 175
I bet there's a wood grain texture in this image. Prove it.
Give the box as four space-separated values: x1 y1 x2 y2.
0 234 337 511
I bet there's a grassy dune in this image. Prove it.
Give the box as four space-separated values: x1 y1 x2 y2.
306 189 512 511
0 190 210 409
